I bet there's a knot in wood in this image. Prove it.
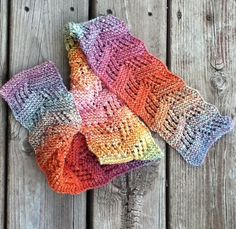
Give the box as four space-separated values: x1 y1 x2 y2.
210 72 227 93
22 139 34 155
177 10 182 20
210 57 225 71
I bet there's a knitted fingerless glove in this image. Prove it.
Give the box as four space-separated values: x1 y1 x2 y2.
0 62 157 194
65 26 163 165
67 15 234 166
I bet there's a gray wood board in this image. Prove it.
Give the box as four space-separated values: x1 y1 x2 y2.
0 0 8 227
7 1 88 228
90 1 167 228
168 0 236 228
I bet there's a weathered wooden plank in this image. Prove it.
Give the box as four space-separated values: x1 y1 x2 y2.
0 0 8 227
90 1 167 228
169 0 236 228
8 1 88 228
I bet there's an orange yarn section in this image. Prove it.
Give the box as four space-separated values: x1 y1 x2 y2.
65 32 163 165
35 125 81 194
35 124 155 194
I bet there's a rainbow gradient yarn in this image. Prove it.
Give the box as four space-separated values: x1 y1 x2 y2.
0 61 160 194
66 15 234 166
64 25 163 165
0 15 233 195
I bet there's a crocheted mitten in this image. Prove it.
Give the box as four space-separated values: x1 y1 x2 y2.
67 15 234 166
0 62 158 194
64 26 163 165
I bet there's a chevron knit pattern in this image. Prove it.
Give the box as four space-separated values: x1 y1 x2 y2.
67 15 234 166
0 62 158 194
65 26 163 165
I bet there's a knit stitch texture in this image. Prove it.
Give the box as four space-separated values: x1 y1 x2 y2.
0 62 158 194
65 25 163 165
67 15 234 166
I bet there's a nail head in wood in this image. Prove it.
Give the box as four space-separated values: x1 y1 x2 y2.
24 6 29 12
107 9 113 14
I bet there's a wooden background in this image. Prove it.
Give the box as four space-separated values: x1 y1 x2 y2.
0 0 235 228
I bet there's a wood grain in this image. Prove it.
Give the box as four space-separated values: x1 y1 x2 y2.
8 1 88 228
90 1 167 228
169 0 236 228
0 0 8 227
